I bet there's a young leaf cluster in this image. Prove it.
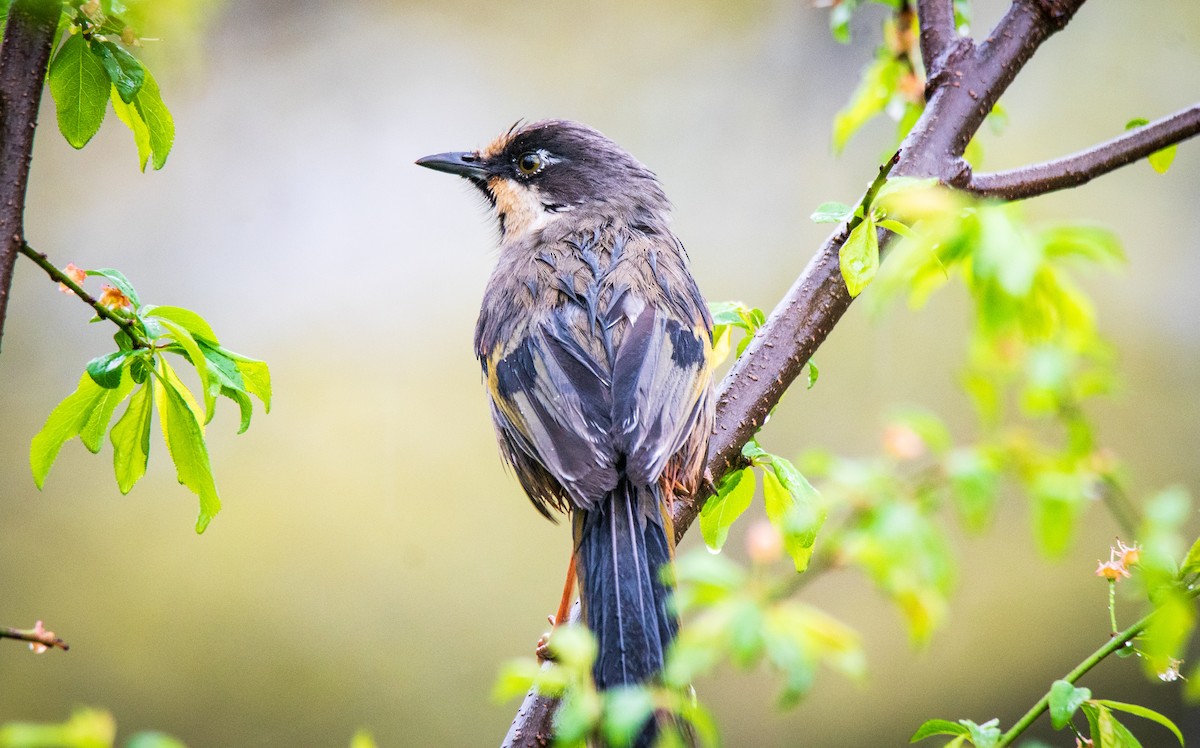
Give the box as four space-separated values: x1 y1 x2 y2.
710 301 818 387
665 550 865 708
699 440 825 574
813 173 931 298
30 268 271 533
44 0 174 170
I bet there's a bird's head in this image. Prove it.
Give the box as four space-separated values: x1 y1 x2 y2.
416 119 670 241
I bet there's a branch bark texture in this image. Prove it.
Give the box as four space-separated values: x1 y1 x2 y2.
968 104 1200 200
496 0 1197 743
0 0 60 351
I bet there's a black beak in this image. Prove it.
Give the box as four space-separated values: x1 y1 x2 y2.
415 151 490 180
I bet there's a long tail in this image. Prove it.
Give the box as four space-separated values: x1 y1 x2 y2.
574 478 676 742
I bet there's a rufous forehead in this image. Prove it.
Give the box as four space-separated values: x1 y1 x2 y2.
480 128 516 160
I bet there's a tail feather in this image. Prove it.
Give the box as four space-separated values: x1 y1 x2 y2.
574 478 676 744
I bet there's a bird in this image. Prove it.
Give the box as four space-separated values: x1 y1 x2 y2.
417 120 714 744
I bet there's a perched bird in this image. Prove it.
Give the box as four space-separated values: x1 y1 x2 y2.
417 120 713 742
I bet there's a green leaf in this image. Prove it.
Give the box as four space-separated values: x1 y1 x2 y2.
839 215 879 297
85 349 131 389
48 33 109 148
126 731 188 748
144 305 219 344
829 1 853 43
154 359 221 533
131 63 174 170
811 201 853 224
763 458 825 572
555 687 603 745
1094 703 1144 748
1126 117 1177 174
93 39 144 103
80 366 135 453
1040 225 1125 266
1147 144 1177 174
877 218 915 239
910 719 968 742
1181 535 1200 577
1093 700 1183 746
601 687 655 747
1049 680 1091 730
111 83 152 170
962 719 1001 748
0 706 116 748
833 56 902 153
86 268 141 308
206 343 272 412
699 467 756 552
221 386 254 434
741 440 768 462
727 599 766 667
155 317 215 424
110 379 154 493
30 372 107 488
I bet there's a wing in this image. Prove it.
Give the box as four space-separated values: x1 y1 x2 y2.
479 229 713 512
611 301 713 489
484 312 620 513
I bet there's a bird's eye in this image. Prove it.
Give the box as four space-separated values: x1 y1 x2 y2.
516 151 544 176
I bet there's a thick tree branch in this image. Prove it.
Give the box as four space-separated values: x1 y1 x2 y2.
967 104 1200 200
916 0 957 77
0 0 61 350
502 1 1170 744
898 0 1087 181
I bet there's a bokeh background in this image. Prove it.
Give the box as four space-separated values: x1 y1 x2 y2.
2 1 1199 745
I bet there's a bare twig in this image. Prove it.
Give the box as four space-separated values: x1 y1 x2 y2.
967 104 1200 200
915 0 958 77
1 620 69 652
0 0 62 350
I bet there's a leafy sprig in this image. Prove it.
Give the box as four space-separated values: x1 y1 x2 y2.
29 263 271 533
45 0 174 170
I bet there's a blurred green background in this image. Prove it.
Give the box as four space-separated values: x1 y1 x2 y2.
2 0 1199 745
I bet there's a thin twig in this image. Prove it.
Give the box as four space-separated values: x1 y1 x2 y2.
19 243 145 346
0 621 69 652
967 104 1200 200
998 584 1200 746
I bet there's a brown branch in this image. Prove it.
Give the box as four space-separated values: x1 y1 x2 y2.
503 1 1181 744
966 104 1200 200
0 0 62 351
916 0 957 77
1 620 69 652
19 242 146 345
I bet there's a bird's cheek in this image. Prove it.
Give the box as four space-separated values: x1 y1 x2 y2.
488 177 550 239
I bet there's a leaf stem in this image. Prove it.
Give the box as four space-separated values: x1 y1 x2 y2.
18 242 145 347
848 150 902 234
1108 580 1118 635
998 585 1200 747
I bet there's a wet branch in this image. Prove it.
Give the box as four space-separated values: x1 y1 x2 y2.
0 0 62 350
499 0 1200 743
967 104 1200 200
